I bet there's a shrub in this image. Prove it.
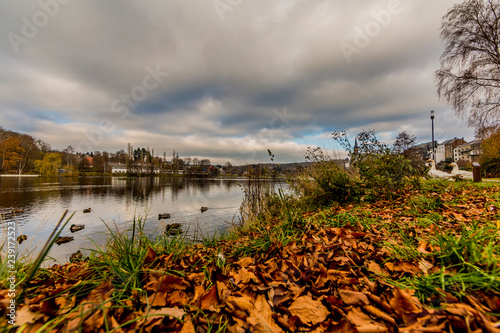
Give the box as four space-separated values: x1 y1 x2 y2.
291 147 359 206
333 130 423 197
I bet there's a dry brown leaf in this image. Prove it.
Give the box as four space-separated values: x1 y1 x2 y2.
83 309 104 333
364 305 396 325
84 280 114 305
235 257 254 268
193 284 205 305
225 295 255 313
147 307 185 320
389 288 421 325
289 295 328 326
144 246 157 265
326 319 358 333
346 307 375 327
230 267 259 285
356 324 389 333
366 261 385 275
200 285 219 311
149 291 168 307
416 241 431 254
246 294 284 332
418 259 433 275
339 290 370 306
180 314 196 333
167 290 190 306
109 315 125 333
15 305 44 326
144 274 189 293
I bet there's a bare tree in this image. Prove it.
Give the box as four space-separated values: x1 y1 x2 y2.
436 0 500 134
393 131 416 153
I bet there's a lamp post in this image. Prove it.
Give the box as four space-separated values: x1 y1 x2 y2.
430 110 435 160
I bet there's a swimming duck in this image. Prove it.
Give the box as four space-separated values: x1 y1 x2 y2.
17 235 27 244
83 208 92 213
55 236 74 245
69 250 83 263
201 207 208 212
449 162 473 180
165 223 182 235
427 160 454 180
158 213 171 220
70 224 85 233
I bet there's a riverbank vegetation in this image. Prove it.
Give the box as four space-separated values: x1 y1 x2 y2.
1 131 500 332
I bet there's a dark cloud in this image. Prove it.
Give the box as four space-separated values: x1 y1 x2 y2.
0 0 474 164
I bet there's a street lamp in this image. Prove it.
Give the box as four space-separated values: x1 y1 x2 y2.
430 110 435 160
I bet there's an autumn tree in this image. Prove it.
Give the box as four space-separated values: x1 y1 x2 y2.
34 152 62 176
436 0 500 133
0 137 24 173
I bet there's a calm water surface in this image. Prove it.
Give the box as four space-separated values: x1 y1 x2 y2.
0 176 264 264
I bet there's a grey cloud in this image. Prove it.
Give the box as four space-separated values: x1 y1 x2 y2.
0 0 471 164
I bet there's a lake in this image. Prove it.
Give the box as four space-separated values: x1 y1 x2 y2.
0 176 276 265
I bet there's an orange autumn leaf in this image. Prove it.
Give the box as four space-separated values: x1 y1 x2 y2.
200 285 219 311
225 295 255 313
146 307 185 320
339 290 370 306
144 246 157 265
246 294 284 332
288 295 328 326
235 257 254 268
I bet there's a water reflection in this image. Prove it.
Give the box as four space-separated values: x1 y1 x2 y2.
0 176 265 264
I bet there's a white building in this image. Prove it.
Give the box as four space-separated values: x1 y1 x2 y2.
111 164 127 173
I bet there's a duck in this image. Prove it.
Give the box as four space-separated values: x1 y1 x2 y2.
17 235 27 244
201 207 208 212
70 224 85 233
11 209 25 214
158 213 171 220
83 208 92 213
427 160 455 180
449 162 473 180
69 250 83 263
165 223 182 236
55 236 74 245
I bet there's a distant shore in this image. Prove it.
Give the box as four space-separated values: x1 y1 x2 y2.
0 174 40 177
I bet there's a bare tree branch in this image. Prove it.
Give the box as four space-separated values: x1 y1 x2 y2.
436 0 500 134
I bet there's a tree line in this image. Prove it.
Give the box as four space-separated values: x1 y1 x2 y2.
0 128 238 176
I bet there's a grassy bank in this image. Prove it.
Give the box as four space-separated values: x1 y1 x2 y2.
1 176 500 332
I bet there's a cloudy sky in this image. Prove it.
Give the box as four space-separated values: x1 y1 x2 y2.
0 0 474 164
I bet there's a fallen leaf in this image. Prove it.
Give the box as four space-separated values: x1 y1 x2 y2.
289 295 328 326
180 314 196 333
200 285 219 311
225 295 255 313
144 246 157 265
235 257 253 268
339 290 370 306
366 261 385 275
247 294 284 332
15 305 44 326
389 288 421 325
364 305 396 325
147 307 185 320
